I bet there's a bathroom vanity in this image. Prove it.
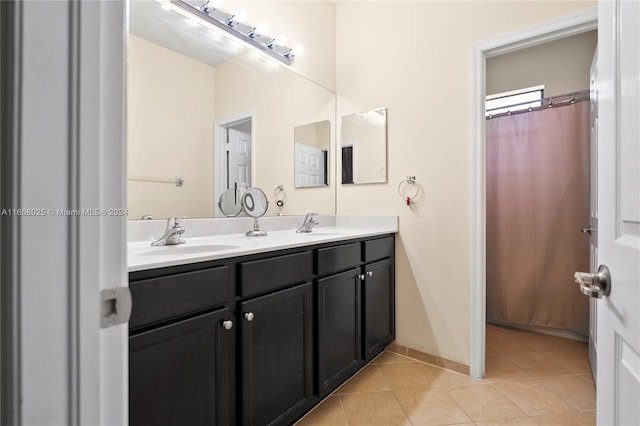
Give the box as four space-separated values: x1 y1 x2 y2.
127 219 396 426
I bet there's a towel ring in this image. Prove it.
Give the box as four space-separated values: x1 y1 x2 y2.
398 176 420 206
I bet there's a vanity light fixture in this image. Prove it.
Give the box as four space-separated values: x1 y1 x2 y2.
169 0 303 65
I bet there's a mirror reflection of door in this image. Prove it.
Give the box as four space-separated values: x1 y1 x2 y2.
226 120 251 191
295 143 326 187
341 142 355 184
215 115 252 217
293 119 330 187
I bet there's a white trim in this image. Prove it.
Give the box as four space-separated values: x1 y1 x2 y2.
485 85 544 101
214 111 255 217
470 6 597 379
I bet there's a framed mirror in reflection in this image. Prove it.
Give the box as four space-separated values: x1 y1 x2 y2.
127 0 336 220
294 120 330 188
340 108 388 185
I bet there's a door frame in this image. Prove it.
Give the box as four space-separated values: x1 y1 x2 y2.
214 111 255 216
469 7 597 379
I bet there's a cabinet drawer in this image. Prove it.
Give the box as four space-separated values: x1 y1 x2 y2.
240 251 313 298
318 242 361 277
364 236 394 262
130 265 230 330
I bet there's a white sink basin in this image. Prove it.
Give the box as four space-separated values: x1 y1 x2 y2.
139 244 240 256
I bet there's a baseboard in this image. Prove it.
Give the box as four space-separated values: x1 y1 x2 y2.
386 342 470 375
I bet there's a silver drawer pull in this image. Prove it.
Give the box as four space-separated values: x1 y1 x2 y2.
367 271 373 277
222 320 233 330
244 312 255 322
359 274 365 281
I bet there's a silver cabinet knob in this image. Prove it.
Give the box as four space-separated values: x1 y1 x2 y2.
574 264 611 298
367 271 373 277
222 320 233 330
359 274 365 281
244 312 255 322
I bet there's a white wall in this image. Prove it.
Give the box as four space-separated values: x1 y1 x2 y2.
487 30 597 96
336 0 596 365
127 35 215 219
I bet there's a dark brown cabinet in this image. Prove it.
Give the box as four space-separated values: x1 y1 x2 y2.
129 308 234 426
240 282 314 426
362 258 395 361
316 236 395 397
129 234 394 426
317 267 362 398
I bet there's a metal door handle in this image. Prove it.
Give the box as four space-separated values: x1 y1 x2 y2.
581 226 592 235
574 265 611 298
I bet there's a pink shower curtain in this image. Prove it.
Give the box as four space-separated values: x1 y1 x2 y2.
486 100 590 336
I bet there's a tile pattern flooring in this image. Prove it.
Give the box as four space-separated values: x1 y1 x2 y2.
296 324 595 425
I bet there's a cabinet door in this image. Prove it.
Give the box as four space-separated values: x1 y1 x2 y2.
363 258 395 361
241 282 314 426
318 268 362 398
129 308 234 426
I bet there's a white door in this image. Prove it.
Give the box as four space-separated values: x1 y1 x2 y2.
591 1 640 424
226 122 251 192
294 142 325 186
587 47 599 379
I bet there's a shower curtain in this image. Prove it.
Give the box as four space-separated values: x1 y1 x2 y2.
486 100 590 336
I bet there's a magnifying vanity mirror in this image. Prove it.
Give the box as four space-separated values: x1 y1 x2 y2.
242 187 269 237
340 108 388 184
127 0 336 220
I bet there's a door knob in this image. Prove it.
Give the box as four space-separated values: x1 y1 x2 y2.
222 320 233 330
581 226 592 235
574 265 611 298
244 312 255 322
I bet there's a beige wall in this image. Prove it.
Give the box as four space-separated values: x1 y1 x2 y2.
127 35 215 220
487 30 597 97
225 0 336 91
336 1 596 365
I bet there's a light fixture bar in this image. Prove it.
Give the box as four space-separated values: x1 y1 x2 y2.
170 0 298 65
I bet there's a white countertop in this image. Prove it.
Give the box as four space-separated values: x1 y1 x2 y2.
128 216 398 272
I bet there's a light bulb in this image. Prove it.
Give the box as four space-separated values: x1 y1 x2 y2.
234 9 247 24
226 9 247 27
248 21 269 39
291 45 304 56
200 0 222 14
268 34 287 49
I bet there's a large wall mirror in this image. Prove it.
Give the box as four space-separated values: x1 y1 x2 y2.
127 0 336 220
340 108 388 184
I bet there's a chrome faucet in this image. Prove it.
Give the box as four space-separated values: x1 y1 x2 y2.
296 213 319 233
151 217 186 246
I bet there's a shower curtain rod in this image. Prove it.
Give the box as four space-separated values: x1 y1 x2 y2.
486 89 590 119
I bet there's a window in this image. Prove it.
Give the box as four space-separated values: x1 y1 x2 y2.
486 85 544 117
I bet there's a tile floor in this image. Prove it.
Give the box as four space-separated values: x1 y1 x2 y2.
296 324 596 425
